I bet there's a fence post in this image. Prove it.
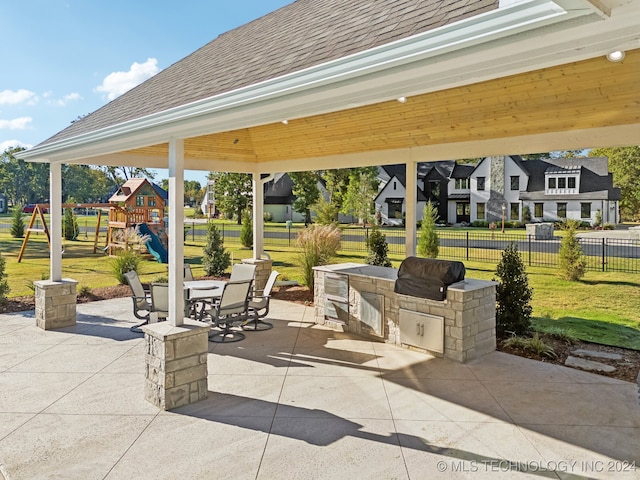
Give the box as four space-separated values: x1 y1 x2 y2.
602 237 606 272
528 235 532 266
192 222 195 242
466 231 469 261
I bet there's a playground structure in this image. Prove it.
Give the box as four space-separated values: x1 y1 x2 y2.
17 203 111 262
17 178 169 263
107 178 168 263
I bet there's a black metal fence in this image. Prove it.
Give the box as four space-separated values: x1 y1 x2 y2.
2 219 638 274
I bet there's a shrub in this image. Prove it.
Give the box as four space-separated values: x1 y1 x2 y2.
417 200 439 258
558 220 586 281
603 223 615 230
494 242 533 335
522 205 532 223
10 204 25 238
111 250 143 284
202 222 230 276
594 209 602 228
263 211 273 222
365 225 392 267
240 209 253 248
0 252 10 304
472 220 489 228
63 208 79 240
504 333 556 358
296 224 341 291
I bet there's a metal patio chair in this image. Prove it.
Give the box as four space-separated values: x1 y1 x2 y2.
201 279 253 343
244 270 279 331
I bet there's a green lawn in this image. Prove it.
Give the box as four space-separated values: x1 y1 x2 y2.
1 230 638 350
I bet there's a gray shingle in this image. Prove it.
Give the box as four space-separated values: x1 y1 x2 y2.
41 0 498 146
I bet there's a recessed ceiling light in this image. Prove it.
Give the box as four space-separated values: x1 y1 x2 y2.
606 50 625 62
281 120 289 125
397 97 407 104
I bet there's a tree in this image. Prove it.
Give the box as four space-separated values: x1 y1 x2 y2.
10 204 25 238
0 147 49 205
558 220 586 281
590 146 640 221
366 225 392 267
100 166 155 188
494 242 533 335
209 172 252 224
240 209 253 248
417 200 439 258
341 167 379 225
202 222 231 276
312 195 339 225
289 171 320 225
184 180 203 207
62 165 112 202
321 169 351 217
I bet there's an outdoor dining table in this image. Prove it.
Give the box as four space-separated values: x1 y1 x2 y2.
183 279 227 317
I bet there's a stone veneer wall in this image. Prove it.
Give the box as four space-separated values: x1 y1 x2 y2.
314 266 497 363
34 279 78 330
242 258 273 292
143 320 210 410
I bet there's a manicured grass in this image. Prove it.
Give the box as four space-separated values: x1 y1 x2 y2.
1 231 638 350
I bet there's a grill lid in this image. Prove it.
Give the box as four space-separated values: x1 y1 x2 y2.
394 257 465 300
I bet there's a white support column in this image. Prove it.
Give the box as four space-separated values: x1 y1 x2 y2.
253 173 264 259
49 161 63 281
168 139 185 326
405 160 417 257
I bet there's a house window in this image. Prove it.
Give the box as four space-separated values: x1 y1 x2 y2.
476 177 485 191
510 203 519 220
148 197 156 207
429 181 440 202
568 177 576 189
455 178 469 189
581 203 591 219
557 202 567 218
476 203 485 220
548 178 556 189
393 181 397 191
510 176 520 191
136 195 144 207
387 198 403 219
558 177 566 189
534 203 543 218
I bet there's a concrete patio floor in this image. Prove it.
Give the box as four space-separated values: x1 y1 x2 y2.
0 298 638 480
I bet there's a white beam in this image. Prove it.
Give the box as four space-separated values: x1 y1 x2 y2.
168 139 185 326
405 159 417 257
49 162 63 281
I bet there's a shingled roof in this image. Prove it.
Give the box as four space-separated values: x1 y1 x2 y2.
41 0 497 147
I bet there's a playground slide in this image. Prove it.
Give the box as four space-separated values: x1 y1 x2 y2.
137 223 168 263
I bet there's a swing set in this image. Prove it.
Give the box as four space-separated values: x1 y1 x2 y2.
17 203 112 262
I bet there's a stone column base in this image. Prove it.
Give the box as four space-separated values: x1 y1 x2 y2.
242 258 273 292
143 320 210 410
35 279 78 330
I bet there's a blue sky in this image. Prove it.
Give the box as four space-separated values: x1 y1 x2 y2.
0 0 293 185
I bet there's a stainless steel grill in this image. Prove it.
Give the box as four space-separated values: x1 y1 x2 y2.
394 257 465 301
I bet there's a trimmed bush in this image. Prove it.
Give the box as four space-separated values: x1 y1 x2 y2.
240 209 253 248
63 208 79 240
417 200 439 258
558 220 586 281
494 242 533 335
10 204 25 238
366 225 392 267
202 222 231 276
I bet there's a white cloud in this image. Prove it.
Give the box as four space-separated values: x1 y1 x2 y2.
48 92 83 107
0 89 37 106
0 117 32 130
95 58 160 101
0 139 32 151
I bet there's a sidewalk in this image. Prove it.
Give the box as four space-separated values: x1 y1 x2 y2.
0 298 638 479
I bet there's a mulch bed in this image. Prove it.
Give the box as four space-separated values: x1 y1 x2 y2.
1 284 637 383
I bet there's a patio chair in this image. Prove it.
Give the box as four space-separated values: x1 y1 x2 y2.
201 279 253 343
230 263 256 282
184 264 194 281
124 270 151 333
149 283 170 322
243 270 279 331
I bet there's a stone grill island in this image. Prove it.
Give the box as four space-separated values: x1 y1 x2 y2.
313 262 497 363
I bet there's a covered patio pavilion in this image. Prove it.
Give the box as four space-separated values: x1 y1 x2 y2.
16 0 640 400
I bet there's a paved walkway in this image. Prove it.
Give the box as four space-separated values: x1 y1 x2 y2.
0 298 638 479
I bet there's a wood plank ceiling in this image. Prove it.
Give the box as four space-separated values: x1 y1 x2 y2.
124 48 639 164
